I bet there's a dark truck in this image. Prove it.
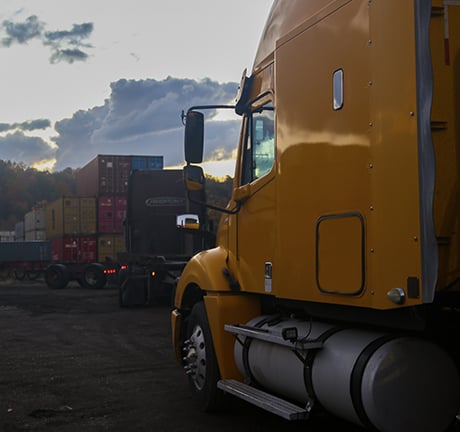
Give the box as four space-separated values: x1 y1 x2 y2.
117 169 208 307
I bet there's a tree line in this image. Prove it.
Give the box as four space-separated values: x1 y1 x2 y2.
0 161 75 230
0 160 232 231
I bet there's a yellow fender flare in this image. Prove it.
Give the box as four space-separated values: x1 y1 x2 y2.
173 246 260 379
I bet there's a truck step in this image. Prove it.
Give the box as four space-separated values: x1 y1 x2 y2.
217 379 309 421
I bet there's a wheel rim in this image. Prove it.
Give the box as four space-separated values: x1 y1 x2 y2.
184 324 207 391
85 271 97 286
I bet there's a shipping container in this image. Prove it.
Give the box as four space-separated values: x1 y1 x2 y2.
98 234 125 262
76 154 164 196
97 195 127 233
0 241 51 262
25 209 46 232
0 231 15 242
131 155 163 171
51 236 97 262
15 222 24 241
25 230 46 241
46 197 96 239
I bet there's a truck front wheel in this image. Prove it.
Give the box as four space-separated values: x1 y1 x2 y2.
184 301 223 412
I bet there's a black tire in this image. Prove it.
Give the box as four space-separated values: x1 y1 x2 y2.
45 264 70 289
0 267 11 281
81 263 107 289
184 301 223 412
118 268 129 307
14 269 27 280
26 270 41 281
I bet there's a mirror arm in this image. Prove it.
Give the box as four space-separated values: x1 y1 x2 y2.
187 190 241 215
186 104 236 114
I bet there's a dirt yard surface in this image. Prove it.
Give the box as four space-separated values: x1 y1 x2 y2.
0 280 459 432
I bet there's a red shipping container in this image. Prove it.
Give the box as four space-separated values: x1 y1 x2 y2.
51 236 97 263
76 155 131 196
98 196 127 233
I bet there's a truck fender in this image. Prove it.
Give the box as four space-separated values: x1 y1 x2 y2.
174 246 261 380
174 246 232 309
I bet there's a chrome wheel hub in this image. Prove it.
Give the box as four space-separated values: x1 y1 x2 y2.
183 324 207 390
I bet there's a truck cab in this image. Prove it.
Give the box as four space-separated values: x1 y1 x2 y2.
172 1 460 431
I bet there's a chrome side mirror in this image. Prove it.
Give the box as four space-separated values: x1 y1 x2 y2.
176 214 200 230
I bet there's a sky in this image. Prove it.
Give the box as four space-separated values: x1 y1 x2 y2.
0 0 274 177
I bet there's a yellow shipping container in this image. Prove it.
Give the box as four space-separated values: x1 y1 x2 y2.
46 197 97 239
98 234 125 262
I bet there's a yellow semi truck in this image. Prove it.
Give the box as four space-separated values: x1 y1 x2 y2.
171 1 460 430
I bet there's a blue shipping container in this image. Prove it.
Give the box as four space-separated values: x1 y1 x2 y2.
131 156 164 171
0 241 52 262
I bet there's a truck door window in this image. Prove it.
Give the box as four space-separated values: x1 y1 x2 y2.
241 101 275 185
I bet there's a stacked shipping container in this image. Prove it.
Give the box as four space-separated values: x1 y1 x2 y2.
15 222 25 241
76 154 163 196
24 208 46 241
10 154 163 264
75 154 164 262
46 197 98 262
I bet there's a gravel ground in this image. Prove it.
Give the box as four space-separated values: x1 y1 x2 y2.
0 280 458 432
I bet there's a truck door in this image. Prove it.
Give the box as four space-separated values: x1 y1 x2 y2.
234 97 277 294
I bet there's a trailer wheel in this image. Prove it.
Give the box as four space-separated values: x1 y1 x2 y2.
14 269 27 280
0 267 10 281
45 264 70 289
81 263 107 289
26 270 41 281
184 301 223 412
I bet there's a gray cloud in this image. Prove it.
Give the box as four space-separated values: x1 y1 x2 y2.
44 22 93 44
0 78 240 172
52 77 240 171
1 15 43 47
50 48 89 64
45 22 93 63
0 131 54 165
19 119 51 131
0 118 51 133
0 15 93 64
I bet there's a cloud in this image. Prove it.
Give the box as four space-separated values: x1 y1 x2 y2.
0 77 240 172
18 119 51 131
0 15 93 64
0 131 54 165
52 77 240 170
1 15 43 46
0 118 51 133
44 22 93 44
50 48 89 64
44 22 93 63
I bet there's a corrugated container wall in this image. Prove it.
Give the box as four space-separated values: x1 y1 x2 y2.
131 155 164 171
25 209 46 232
46 197 96 239
0 231 15 242
98 234 125 262
51 236 97 262
98 196 127 233
76 154 164 196
25 230 46 241
15 222 24 241
0 241 51 262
